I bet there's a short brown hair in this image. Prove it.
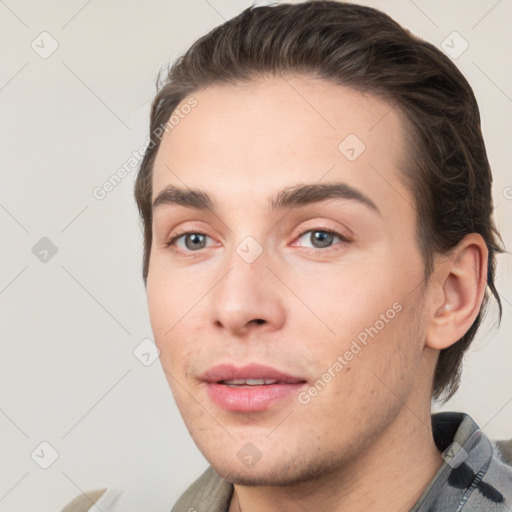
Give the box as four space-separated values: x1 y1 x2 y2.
134 0 504 403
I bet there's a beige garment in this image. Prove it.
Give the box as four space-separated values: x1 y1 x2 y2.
59 488 107 512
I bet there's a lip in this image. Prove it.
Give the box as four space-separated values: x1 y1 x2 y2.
200 363 305 384
200 363 307 412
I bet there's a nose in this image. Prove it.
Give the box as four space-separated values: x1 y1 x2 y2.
210 246 286 337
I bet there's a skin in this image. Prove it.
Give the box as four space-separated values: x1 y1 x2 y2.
146 74 488 512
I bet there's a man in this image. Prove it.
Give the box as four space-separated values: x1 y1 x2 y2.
60 1 512 511
137 1 512 511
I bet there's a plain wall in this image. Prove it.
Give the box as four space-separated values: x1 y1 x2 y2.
0 0 511 510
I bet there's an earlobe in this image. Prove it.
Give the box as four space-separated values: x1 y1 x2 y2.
426 233 488 350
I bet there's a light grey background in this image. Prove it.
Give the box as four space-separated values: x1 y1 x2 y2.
1 0 511 511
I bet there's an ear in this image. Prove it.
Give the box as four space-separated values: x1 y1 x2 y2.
425 233 488 350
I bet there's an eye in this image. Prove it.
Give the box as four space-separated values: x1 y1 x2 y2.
165 231 216 253
293 228 349 250
165 227 350 256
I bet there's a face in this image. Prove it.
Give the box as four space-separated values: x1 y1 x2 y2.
147 75 435 485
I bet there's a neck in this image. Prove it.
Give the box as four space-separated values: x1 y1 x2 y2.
229 404 443 512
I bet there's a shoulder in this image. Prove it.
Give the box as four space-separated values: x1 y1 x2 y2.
171 465 233 512
420 413 512 511
460 439 512 511
56 467 232 512
58 488 108 512
58 486 125 512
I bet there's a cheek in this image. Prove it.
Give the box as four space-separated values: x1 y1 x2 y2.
146 259 199 336
146 276 170 339
290 267 423 396
147 273 183 369
284 264 400 343
147 268 209 375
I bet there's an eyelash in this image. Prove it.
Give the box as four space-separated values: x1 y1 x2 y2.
164 226 350 257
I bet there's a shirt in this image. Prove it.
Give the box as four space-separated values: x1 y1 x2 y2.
170 411 512 512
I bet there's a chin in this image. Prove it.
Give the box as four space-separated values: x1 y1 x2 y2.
212 463 298 487
207 451 342 488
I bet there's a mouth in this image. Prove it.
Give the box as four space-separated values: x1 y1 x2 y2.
200 363 307 412
221 378 290 387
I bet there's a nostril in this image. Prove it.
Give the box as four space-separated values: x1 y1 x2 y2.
252 319 265 325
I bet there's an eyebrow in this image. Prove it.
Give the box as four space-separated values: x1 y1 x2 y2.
152 182 380 215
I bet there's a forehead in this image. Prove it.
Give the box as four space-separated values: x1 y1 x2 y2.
151 75 413 219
